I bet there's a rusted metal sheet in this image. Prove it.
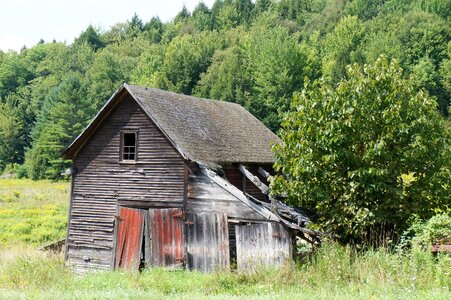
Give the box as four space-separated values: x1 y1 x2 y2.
236 222 292 271
148 208 185 268
115 207 145 270
186 213 230 272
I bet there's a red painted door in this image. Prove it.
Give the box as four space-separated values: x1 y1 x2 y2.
148 208 184 267
115 207 146 270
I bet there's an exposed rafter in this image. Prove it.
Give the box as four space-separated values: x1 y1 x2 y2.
238 164 269 195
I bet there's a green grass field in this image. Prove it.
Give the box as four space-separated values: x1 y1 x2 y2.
0 179 69 246
0 179 449 299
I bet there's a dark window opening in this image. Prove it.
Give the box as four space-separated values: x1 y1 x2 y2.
229 224 237 269
122 132 137 161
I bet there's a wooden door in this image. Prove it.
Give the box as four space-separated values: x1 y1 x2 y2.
186 213 229 272
235 222 292 271
115 207 146 270
148 208 185 268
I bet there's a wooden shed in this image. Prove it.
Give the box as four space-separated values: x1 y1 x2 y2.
63 84 314 273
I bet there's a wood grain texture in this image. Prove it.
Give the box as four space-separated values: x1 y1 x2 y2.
115 207 145 271
148 208 185 268
66 95 185 272
236 223 292 271
187 168 266 221
186 213 230 272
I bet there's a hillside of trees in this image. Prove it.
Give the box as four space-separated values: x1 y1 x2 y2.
0 0 449 180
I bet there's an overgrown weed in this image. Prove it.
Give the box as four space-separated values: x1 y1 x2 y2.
0 179 69 246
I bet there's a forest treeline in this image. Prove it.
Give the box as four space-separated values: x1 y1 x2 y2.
0 0 449 180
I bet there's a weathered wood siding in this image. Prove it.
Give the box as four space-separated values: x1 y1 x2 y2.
186 213 230 272
115 207 145 270
148 208 184 268
187 169 265 221
66 96 185 271
236 223 292 271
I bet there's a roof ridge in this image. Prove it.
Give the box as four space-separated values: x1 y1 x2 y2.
125 83 245 108
66 83 280 165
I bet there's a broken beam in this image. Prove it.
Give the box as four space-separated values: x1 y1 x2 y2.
238 165 269 195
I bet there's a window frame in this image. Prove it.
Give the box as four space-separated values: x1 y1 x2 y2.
120 130 139 163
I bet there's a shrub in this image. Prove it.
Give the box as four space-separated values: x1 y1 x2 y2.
272 56 450 245
403 213 451 250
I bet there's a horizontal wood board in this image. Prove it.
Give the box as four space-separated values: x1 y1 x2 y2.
66 96 185 271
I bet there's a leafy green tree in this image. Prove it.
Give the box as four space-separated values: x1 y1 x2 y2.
102 22 130 44
0 99 23 171
246 21 306 131
128 13 145 38
321 15 365 84
275 0 304 21
233 0 254 26
272 57 450 244
215 1 241 30
157 32 223 94
345 0 387 20
174 5 191 24
359 13 403 63
213 0 254 30
192 2 214 31
194 45 250 106
0 52 34 100
253 0 272 17
301 0 347 36
130 44 166 87
86 37 149 109
130 13 144 31
143 17 164 43
381 0 450 19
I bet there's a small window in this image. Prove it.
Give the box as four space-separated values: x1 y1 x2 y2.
121 132 137 161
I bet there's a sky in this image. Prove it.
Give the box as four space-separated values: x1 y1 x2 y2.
0 0 215 52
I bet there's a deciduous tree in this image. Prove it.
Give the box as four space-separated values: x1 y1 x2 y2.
272 57 450 244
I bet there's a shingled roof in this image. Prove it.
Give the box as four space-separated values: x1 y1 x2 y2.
65 84 281 166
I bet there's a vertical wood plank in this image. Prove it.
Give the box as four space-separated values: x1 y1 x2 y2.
115 207 145 271
236 223 292 272
148 208 184 268
186 213 230 272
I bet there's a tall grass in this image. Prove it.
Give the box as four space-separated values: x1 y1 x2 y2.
0 243 449 299
0 179 449 299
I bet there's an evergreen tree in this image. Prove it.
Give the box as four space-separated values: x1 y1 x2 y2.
26 75 92 179
74 25 105 51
